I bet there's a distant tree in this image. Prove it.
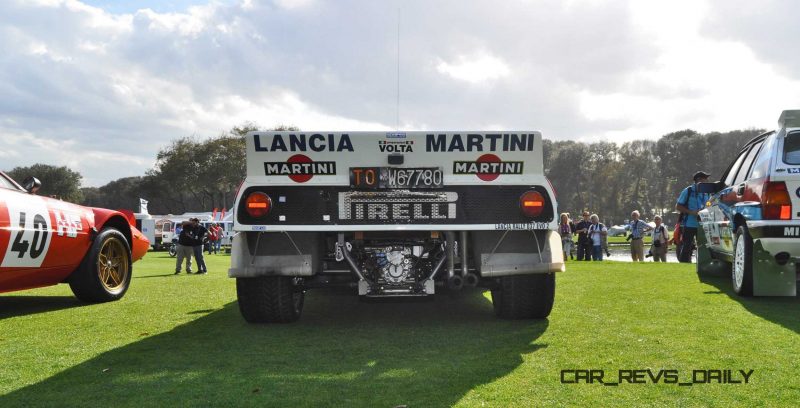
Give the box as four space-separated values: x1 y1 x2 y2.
114 123 301 214
6 163 83 203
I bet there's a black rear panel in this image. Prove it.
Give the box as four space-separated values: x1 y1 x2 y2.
237 185 554 226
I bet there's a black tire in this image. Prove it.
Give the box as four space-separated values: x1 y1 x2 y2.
69 228 132 302
732 225 754 296
491 273 555 319
236 276 304 323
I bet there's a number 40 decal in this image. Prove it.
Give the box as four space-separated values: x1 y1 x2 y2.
1 196 53 268
11 212 49 259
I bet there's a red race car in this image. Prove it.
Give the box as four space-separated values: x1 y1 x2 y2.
0 171 149 302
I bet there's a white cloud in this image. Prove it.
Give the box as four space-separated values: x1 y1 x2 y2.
436 52 511 84
273 0 315 10
1 0 798 186
577 0 800 142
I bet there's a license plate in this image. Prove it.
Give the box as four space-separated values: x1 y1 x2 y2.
350 167 443 189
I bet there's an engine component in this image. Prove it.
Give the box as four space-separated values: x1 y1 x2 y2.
363 245 420 285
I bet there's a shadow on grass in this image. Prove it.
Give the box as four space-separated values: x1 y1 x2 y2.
697 272 800 333
134 273 179 279
0 290 548 407
0 296 83 320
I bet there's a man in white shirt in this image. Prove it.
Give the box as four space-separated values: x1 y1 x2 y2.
587 214 608 261
628 210 653 262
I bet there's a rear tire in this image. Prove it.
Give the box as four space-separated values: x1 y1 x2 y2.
732 225 754 296
236 276 304 323
491 273 555 319
69 228 132 302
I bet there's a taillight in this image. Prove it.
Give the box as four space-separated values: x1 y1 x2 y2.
245 192 272 218
763 181 792 220
520 190 545 218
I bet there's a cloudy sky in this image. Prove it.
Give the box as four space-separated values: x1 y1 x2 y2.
1 0 799 186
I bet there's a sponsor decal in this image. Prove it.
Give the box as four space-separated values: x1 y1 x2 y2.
787 168 800 174
338 192 458 221
378 140 414 153
453 154 523 181
343 202 455 221
426 133 535 152
495 222 550 230
263 154 336 183
53 210 83 238
385 132 406 138
253 133 354 152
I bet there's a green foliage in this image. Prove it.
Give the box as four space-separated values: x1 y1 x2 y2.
6 163 83 203
1 256 798 406
84 123 298 214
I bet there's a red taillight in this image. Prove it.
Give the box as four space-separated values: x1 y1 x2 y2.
763 181 792 220
245 192 272 218
520 190 545 218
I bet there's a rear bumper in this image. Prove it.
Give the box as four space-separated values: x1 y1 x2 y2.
477 230 565 277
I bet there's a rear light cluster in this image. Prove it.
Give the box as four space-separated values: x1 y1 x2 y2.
245 192 272 218
762 181 792 220
519 190 546 218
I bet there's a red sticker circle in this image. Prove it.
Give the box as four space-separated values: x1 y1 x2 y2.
476 153 502 181
287 154 313 183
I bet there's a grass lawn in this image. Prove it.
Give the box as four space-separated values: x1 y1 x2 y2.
2 252 800 407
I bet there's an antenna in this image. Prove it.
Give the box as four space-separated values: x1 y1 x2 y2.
396 8 400 130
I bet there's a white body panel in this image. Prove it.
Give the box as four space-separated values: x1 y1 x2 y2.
234 131 556 232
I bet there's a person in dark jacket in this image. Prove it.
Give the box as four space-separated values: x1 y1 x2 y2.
574 211 593 261
175 221 195 274
191 218 208 274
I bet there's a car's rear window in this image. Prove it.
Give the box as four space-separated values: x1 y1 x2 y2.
785 131 800 164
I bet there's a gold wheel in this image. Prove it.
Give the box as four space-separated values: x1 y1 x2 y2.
97 237 130 294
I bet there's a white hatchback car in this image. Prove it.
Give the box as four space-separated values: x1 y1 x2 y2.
696 110 800 296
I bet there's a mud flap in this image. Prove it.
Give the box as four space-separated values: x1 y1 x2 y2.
752 239 796 296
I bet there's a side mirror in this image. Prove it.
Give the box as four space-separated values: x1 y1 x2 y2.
696 181 724 194
22 176 41 194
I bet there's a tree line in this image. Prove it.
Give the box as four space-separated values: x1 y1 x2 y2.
544 128 764 225
4 126 763 223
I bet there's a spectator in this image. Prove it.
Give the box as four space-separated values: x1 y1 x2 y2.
559 213 575 260
628 210 653 262
174 221 195 274
587 214 607 261
650 215 669 262
574 211 593 261
191 218 208 274
207 223 221 255
676 171 711 263
173 223 183 245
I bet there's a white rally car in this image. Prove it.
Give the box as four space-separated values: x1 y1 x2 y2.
696 110 800 296
229 131 563 322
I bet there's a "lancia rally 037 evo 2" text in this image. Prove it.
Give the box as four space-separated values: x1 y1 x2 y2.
229 131 563 322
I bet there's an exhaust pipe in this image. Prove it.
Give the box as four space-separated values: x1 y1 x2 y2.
338 234 371 284
444 231 463 290
460 231 479 287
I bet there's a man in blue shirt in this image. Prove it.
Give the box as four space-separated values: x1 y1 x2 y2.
675 171 710 263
